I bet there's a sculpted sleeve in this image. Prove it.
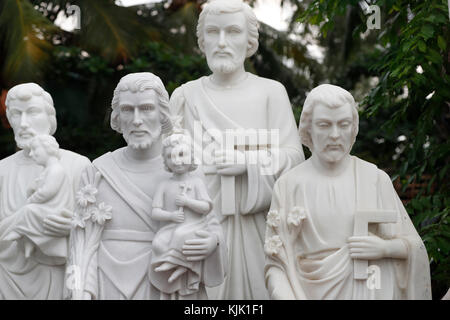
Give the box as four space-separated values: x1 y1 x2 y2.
240 82 305 214
377 171 432 299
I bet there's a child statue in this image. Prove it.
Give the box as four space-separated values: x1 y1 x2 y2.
149 133 216 298
2 135 72 259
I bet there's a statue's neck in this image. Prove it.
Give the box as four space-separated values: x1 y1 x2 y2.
124 139 162 163
209 66 247 89
310 153 352 177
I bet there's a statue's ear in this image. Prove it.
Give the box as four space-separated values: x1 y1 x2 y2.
110 110 122 134
246 41 258 58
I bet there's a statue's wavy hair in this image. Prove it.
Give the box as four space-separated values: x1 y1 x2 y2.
30 134 61 160
5 83 57 135
197 0 259 58
110 72 173 134
299 84 359 151
161 132 198 173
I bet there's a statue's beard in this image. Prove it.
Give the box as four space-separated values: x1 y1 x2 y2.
129 141 153 150
123 126 161 150
208 57 240 74
15 137 30 150
14 130 37 150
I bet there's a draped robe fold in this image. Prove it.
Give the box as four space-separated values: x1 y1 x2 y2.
0 149 90 299
70 148 227 300
265 156 432 300
170 75 304 299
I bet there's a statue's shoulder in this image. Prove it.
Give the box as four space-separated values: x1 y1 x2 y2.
250 73 287 93
352 156 391 185
0 151 21 171
171 78 204 97
60 149 90 164
276 159 312 187
92 150 116 168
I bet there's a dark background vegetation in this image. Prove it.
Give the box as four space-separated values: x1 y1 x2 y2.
0 0 448 298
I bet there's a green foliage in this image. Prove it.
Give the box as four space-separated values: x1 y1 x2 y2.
299 0 450 298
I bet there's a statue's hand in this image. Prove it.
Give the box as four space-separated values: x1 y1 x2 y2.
43 208 73 237
182 230 217 262
347 235 387 260
175 194 188 207
215 149 247 176
171 210 185 223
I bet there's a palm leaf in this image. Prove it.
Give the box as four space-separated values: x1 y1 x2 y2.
0 0 59 87
75 0 154 64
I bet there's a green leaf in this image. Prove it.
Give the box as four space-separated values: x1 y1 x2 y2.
420 25 434 40
437 36 447 51
418 40 427 52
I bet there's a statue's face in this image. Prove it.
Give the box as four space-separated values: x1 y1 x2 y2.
118 89 162 149
29 142 48 166
310 103 354 165
7 96 52 150
203 11 248 75
164 143 192 174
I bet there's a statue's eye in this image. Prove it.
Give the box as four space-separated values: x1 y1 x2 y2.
317 122 330 128
206 27 219 34
10 110 21 118
27 108 41 116
227 26 242 34
121 106 133 112
140 105 154 112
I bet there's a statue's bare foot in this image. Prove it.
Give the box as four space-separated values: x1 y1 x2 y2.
168 266 187 283
155 262 177 272
3 231 21 241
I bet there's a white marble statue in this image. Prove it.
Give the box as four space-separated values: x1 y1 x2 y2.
2 134 72 260
67 72 226 300
0 83 90 299
170 0 305 299
150 132 226 299
170 0 305 300
264 84 432 300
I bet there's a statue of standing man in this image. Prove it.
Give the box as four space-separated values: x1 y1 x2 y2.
170 0 304 299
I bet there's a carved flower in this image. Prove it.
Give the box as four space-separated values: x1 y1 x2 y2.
287 206 306 227
76 184 98 208
264 235 283 256
91 202 112 225
71 210 91 229
266 210 280 227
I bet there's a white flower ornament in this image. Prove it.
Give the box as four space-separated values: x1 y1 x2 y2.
72 210 92 229
266 210 280 227
76 184 98 208
91 202 112 225
264 235 283 256
287 206 306 227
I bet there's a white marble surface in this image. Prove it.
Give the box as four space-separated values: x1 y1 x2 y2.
264 84 432 300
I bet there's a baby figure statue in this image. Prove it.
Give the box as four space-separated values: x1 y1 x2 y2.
149 133 215 298
2 135 72 259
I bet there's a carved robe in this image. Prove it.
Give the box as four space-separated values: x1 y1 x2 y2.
170 75 304 299
0 150 90 299
69 148 226 300
265 156 432 300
